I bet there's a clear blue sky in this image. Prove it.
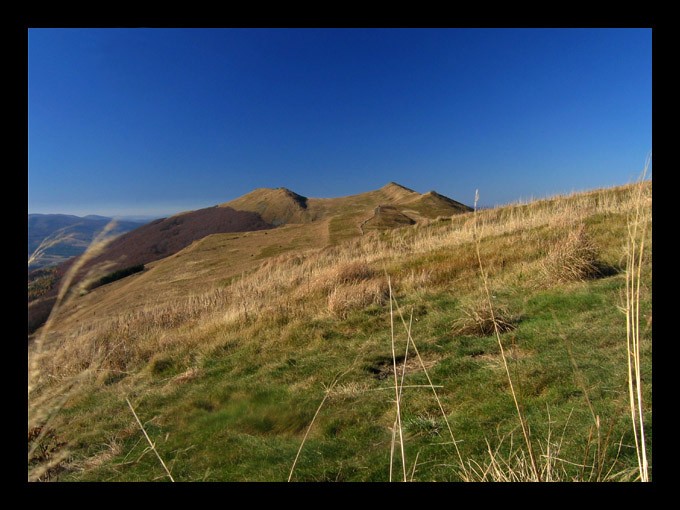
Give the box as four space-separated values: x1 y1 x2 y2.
28 28 651 217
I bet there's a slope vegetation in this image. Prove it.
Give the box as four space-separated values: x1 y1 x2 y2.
28 182 651 482
47 183 470 329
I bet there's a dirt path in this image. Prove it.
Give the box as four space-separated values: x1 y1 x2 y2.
359 206 381 235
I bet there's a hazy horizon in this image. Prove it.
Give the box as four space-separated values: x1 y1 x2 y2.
27 177 650 219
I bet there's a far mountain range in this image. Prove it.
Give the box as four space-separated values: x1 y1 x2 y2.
28 214 150 269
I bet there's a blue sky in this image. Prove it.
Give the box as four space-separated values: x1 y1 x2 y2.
28 28 651 217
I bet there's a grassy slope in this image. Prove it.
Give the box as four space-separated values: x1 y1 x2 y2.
50 221 329 331
28 183 651 482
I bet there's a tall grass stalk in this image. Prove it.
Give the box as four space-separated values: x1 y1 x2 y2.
464 407 572 482
389 285 469 480
29 221 117 392
28 227 76 268
391 308 414 478
288 370 350 482
28 221 119 479
387 277 407 482
125 397 175 482
624 163 651 482
472 190 540 481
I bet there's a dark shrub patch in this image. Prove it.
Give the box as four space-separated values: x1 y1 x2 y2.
93 264 145 289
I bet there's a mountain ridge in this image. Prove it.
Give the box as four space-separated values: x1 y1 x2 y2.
220 182 470 233
28 182 471 333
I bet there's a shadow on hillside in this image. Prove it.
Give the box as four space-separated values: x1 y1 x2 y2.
593 261 620 279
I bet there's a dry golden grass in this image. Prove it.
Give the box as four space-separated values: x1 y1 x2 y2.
541 223 600 283
71 439 123 473
623 165 651 482
326 381 372 399
28 221 125 481
28 228 76 268
31 182 650 389
475 345 531 367
327 279 389 319
462 422 571 482
331 261 377 284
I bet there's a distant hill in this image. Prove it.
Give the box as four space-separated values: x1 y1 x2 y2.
28 214 148 270
38 181 470 284
28 183 470 333
221 182 471 244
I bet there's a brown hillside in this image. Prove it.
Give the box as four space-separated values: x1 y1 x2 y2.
40 205 273 280
81 206 272 272
49 221 330 329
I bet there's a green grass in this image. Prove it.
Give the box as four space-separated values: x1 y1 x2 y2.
47 271 648 481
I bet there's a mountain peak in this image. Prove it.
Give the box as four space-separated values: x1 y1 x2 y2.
382 182 416 193
222 186 309 225
274 187 308 209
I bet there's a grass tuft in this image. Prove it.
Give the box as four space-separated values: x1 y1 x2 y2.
332 261 377 284
453 298 519 337
541 223 600 284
